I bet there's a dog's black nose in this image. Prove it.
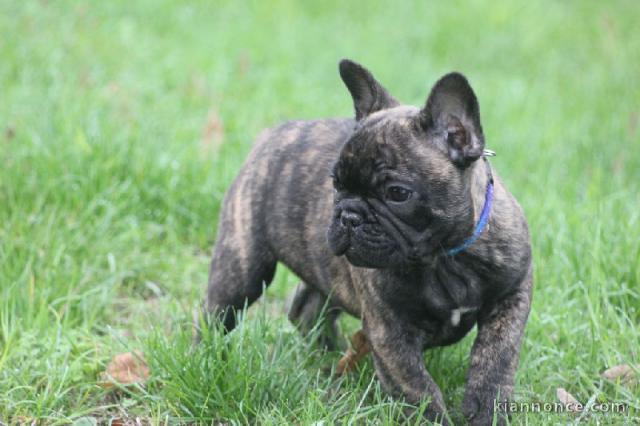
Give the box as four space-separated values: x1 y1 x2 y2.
340 210 363 228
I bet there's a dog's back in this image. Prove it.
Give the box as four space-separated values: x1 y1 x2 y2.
205 118 357 329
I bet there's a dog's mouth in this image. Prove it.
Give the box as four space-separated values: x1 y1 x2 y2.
328 219 399 267
329 235 350 256
354 224 391 247
344 240 396 268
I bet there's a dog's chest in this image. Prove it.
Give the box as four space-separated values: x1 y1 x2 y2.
416 261 484 346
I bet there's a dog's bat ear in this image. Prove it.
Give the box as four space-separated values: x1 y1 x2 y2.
420 72 485 167
339 59 399 121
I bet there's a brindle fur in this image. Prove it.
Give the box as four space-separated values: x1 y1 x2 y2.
202 59 532 425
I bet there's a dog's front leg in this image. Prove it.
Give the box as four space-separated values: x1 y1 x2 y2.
462 269 533 425
363 313 449 425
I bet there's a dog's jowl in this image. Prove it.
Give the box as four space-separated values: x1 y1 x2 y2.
201 59 532 425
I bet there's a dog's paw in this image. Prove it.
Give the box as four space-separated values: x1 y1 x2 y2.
462 384 512 426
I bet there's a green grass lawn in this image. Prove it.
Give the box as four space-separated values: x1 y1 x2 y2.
1 0 639 424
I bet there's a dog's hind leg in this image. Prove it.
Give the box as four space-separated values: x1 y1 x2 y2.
288 282 341 351
202 238 277 333
199 178 278 336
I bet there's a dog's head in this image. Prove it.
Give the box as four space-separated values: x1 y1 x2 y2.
327 59 486 268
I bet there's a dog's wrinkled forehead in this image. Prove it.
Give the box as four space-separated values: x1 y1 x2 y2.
355 105 420 132
334 106 422 191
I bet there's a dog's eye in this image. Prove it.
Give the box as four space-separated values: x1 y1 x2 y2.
331 176 344 191
385 186 412 203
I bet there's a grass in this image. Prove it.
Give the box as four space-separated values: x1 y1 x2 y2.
1 0 638 424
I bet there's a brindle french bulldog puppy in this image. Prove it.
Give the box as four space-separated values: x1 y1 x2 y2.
201 59 532 425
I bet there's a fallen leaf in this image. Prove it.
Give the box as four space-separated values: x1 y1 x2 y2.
336 329 370 375
5 126 15 141
108 418 137 426
105 417 151 426
201 109 225 152
556 387 583 413
602 364 636 384
13 417 37 426
100 350 149 388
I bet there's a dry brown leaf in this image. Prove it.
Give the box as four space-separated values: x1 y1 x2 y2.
108 418 143 426
201 109 225 152
5 126 15 141
13 417 37 426
556 387 583 413
100 350 150 388
602 364 636 384
336 329 371 375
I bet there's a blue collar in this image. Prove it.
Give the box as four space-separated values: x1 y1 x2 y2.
446 155 495 256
